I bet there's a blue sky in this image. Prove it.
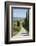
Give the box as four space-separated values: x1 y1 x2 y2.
13 8 27 18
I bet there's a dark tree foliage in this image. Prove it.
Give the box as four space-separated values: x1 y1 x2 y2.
22 18 29 32
17 21 20 26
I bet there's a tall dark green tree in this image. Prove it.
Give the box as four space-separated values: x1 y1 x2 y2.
17 21 20 26
22 9 29 32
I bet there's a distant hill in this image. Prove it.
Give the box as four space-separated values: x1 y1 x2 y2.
13 17 25 21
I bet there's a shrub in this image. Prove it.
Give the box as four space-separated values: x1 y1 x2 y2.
16 27 21 32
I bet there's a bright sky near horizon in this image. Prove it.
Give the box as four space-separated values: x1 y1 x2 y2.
13 8 28 18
